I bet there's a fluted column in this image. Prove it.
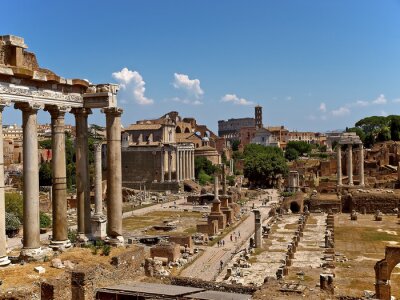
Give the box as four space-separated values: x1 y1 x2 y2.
46 106 71 249
168 151 172 182
348 144 353 186
191 150 195 180
0 102 10 266
16 102 43 256
160 148 164 183
359 145 364 186
103 107 124 245
337 145 342 186
72 108 92 240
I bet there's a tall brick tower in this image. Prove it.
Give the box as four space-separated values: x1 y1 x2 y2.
255 105 263 129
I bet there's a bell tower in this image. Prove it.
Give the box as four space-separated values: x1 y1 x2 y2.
255 105 263 129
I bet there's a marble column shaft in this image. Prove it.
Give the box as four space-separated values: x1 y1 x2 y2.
185 150 189 180
160 149 164 183
337 146 342 186
19 103 42 250
0 103 10 265
104 107 123 239
168 151 172 182
191 150 195 179
360 145 364 186
176 150 180 182
348 144 353 186
94 143 103 216
48 107 69 244
73 108 92 236
179 150 183 181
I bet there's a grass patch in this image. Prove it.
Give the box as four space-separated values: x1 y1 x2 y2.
360 231 400 242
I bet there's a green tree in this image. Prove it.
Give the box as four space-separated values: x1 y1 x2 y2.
39 162 52 186
390 116 400 141
376 126 391 142
285 141 312 156
231 140 240 151
39 139 52 149
194 156 218 178
243 144 288 187
285 148 299 161
355 116 388 135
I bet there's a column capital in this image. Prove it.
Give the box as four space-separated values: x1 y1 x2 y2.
44 105 71 118
71 107 92 116
102 107 123 116
14 102 44 112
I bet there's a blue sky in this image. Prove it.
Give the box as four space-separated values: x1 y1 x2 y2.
2 0 400 132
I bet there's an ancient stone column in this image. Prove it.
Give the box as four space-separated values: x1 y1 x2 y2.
103 107 124 245
168 151 172 182
182 150 186 180
160 148 164 183
359 145 364 186
185 150 189 180
179 150 183 181
175 149 180 182
348 144 353 186
46 106 71 250
0 102 10 266
72 108 92 241
253 209 262 248
191 150 195 180
337 145 342 186
91 142 106 240
16 102 43 257
222 164 227 196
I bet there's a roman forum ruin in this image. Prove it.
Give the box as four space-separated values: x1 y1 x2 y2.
0 35 124 262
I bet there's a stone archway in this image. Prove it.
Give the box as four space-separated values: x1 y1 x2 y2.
176 126 182 133
184 127 190 133
290 201 300 213
375 246 400 300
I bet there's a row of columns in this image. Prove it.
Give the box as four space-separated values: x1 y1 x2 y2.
175 148 195 182
337 144 364 187
0 101 124 261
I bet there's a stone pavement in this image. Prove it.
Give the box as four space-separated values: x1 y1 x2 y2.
180 189 278 281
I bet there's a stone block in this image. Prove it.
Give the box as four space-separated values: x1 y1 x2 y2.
34 266 46 274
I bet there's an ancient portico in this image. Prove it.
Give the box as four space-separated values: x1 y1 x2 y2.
336 132 364 187
0 35 124 260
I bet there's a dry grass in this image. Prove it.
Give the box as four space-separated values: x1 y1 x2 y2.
335 214 400 298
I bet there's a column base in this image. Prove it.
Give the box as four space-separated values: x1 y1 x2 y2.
0 255 10 266
77 233 90 243
49 239 72 251
107 235 124 247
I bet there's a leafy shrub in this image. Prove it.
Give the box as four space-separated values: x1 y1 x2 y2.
40 212 52 228
102 244 111 256
68 229 77 243
5 212 21 231
198 170 212 185
5 193 23 222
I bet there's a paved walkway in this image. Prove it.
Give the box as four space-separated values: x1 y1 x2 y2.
179 189 278 281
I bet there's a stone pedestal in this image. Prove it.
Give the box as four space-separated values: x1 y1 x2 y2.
220 196 233 225
208 177 226 231
91 215 107 240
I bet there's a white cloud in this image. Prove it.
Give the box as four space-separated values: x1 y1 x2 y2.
319 102 327 113
372 94 387 105
331 106 350 117
171 97 203 105
355 100 369 107
112 67 153 105
286 96 292 101
221 94 254 106
393 98 400 103
173 73 204 98
380 110 388 116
